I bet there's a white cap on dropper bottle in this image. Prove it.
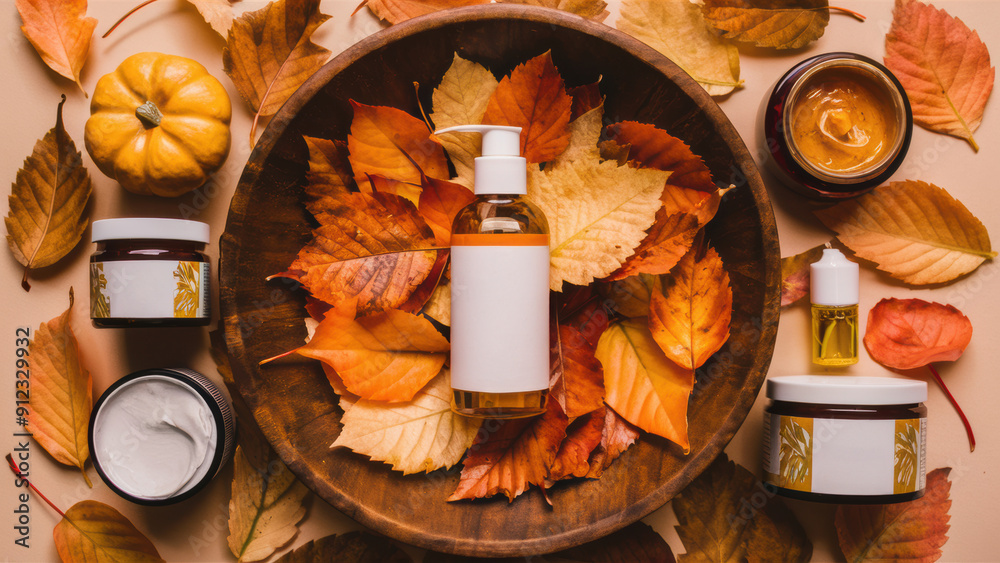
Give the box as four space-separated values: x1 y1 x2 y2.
435 125 525 195
810 247 859 306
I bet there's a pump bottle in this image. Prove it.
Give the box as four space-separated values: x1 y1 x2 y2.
436 125 550 418
810 246 859 366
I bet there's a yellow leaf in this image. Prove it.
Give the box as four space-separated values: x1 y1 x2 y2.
5 95 92 291
15 0 95 95
430 53 498 189
54 500 164 563
187 0 235 37
360 0 490 25
700 0 833 50
332 369 481 474
498 0 609 21
228 446 309 563
26 288 93 486
815 181 996 285
617 0 742 96
596 318 694 450
422 280 451 326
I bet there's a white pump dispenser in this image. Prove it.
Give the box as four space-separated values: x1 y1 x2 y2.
434 125 526 195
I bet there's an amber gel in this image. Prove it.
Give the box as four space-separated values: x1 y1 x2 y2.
436 125 549 419
810 247 859 366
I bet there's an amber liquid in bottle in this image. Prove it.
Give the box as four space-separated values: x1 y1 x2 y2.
811 304 858 366
450 194 550 419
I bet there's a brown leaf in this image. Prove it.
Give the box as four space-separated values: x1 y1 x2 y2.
281 191 439 314
54 500 164 563
603 122 717 193
550 325 605 419
779 244 825 307
546 406 606 483
15 0 95 95
559 285 610 347
885 0 994 151
585 406 640 479
701 0 832 50
398 248 449 315
188 0 236 37
303 136 353 199
661 185 728 227
5 95 92 291
498 0 610 22
349 101 449 186
483 51 573 163
25 288 92 486
449 399 569 502
600 274 661 318
568 79 605 121
649 244 732 370
223 0 331 117
418 175 475 246
274 531 412 563
358 0 490 25
744 495 813 563
815 181 996 285
607 212 699 281
864 298 972 370
836 467 951 563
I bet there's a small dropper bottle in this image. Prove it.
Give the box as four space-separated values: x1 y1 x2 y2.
810 245 859 366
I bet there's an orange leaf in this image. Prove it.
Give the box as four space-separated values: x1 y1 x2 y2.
600 274 661 318
26 288 93 486
418 176 475 246
348 101 449 185
568 79 605 120
607 212 699 281
586 406 640 478
448 398 568 502
398 248 449 314
498 0 610 22
550 324 605 419
55 500 164 563
863 298 972 370
661 184 728 227
779 244 825 307
596 318 694 450
293 300 450 402
603 121 717 192
15 0 95 95
884 0 994 151
649 244 732 370
303 136 352 199
482 51 573 163
547 406 606 484
357 0 490 24
282 192 439 314
836 467 951 562
362 174 422 207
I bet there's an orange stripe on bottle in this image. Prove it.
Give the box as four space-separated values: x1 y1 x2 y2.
451 233 549 247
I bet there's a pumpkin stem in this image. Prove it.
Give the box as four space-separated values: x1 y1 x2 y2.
136 101 162 128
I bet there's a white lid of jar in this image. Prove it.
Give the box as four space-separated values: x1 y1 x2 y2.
767 375 927 405
92 218 210 244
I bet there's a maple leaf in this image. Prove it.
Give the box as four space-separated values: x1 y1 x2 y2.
274 531 412 563
700 0 857 50
498 0 610 22
617 0 742 96
779 244 825 307
281 191 439 314
285 300 450 402
585 406 641 479
550 324 605 419
596 318 694 450
15 0 95 95
836 467 951 562
303 136 353 199
356 0 490 25
546 406 606 484
25 289 92 486
431 54 498 190
332 369 481 474
5 95 92 291
600 274 661 318
649 244 733 370
448 399 569 502
885 0 994 151
815 181 996 285
188 0 236 37
349 101 449 186
863 298 972 371
418 175 475 246
483 51 573 163
54 500 165 563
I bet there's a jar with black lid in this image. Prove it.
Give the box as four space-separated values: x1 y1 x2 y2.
90 218 211 327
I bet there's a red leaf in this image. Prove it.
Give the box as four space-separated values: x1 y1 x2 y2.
864 298 972 370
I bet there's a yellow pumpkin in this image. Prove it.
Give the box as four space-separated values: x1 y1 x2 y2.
85 52 232 197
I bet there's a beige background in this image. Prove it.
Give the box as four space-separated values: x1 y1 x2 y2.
1 0 996 561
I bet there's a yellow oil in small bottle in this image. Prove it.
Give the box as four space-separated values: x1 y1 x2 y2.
811 304 858 366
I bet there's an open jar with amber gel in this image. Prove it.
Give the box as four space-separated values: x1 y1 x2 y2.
763 376 927 504
760 53 912 199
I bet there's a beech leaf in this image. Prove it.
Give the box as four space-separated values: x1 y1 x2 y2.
617 0 742 96
223 0 331 118
498 0 610 22
303 136 353 199
228 446 310 562
418 175 475 246
596 318 694 450
305 318 360 413
188 0 236 37
26 288 92 486
349 101 450 185
431 54 498 190
15 0 95 95
885 0 994 151
863 298 972 370
600 274 661 318
331 369 481 474
54 500 164 563
836 467 951 563
585 406 640 479
5 95 92 291
603 121 717 193
608 212 699 281
814 181 996 285
550 324 606 419
274 531 412 563
779 244 825 307
357 0 490 25
700 0 832 50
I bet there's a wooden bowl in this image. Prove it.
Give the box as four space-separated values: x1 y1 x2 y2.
221 4 779 557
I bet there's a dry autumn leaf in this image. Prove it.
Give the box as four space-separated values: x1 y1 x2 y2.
189 0 236 37
418 175 475 246
608 213 699 281
779 244 825 307
228 446 310 563
482 51 573 163
836 467 951 562
431 54 498 190
5 95 92 291
303 317 360 413
422 280 451 326
280 191 439 314
885 0 994 152
55 500 164 563
349 101 449 185
25 289 92 486
864 298 972 370
303 136 352 198
596 318 694 450
815 181 996 285
585 406 640 479
498 0 609 22
550 324 605 419
568 79 604 121
331 369 481 474
617 0 742 96
700 0 851 50
274 531 412 563
356 0 490 24
744 494 812 563
600 274 661 318
546 406 605 483
649 244 733 370
15 0 95 95
604 121 717 193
